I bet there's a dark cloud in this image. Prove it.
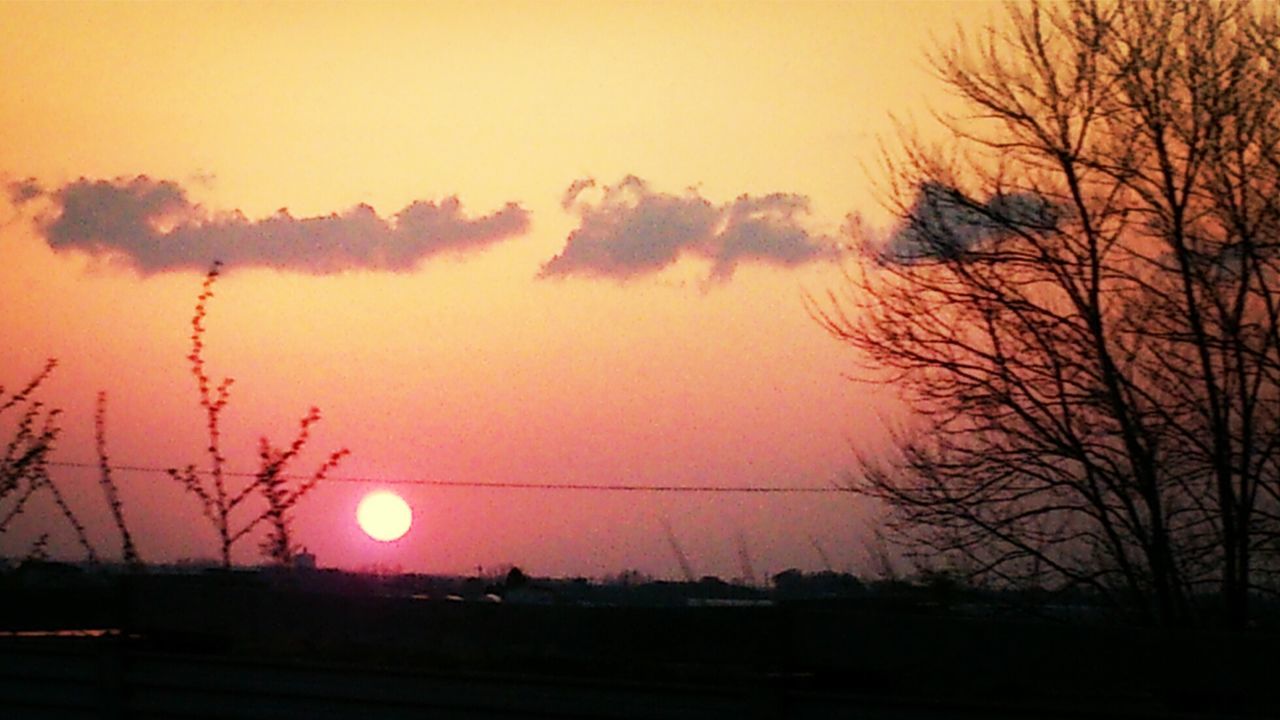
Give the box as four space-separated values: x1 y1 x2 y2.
541 175 838 281
32 175 531 274
712 193 832 280
884 181 1058 262
5 177 44 206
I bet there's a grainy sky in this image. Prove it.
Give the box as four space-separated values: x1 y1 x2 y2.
0 0 998 578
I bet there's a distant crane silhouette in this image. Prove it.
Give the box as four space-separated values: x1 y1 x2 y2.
662 520 696 582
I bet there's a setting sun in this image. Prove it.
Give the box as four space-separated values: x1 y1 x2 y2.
356 491 412 542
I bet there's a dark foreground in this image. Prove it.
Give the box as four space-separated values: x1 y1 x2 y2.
0 572 1275 718
1 636 1235 720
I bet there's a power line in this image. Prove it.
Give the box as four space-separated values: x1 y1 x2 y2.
46 460 852 494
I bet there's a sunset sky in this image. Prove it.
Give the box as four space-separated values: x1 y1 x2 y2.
0 1 997 580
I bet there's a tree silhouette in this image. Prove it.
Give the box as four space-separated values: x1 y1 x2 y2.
168 262 348 568
0 359 97 561
255 409 349 566
815 0 1280 627
94 391 140 567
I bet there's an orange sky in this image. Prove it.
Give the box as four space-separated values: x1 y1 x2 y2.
0 1 998 579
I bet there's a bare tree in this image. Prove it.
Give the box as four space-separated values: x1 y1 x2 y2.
815 0 1280 627
0 360 61 535
168 263 348 568
0 359 97 561
94 391 140 567
255 409 349 566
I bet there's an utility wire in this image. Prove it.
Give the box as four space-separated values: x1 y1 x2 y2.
47 460 852 494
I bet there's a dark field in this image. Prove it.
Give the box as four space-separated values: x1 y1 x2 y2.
1 568 1276 718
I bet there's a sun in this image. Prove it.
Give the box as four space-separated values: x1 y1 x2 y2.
356 490 412 542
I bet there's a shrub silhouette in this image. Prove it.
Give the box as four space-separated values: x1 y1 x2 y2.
167 262 348 568
0 359 97 561
94 391 140 567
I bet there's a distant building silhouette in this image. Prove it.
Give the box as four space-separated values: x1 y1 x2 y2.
294 548 317 570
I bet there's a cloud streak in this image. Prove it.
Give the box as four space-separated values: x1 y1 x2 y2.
541 176 839 281
25 176 531 274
